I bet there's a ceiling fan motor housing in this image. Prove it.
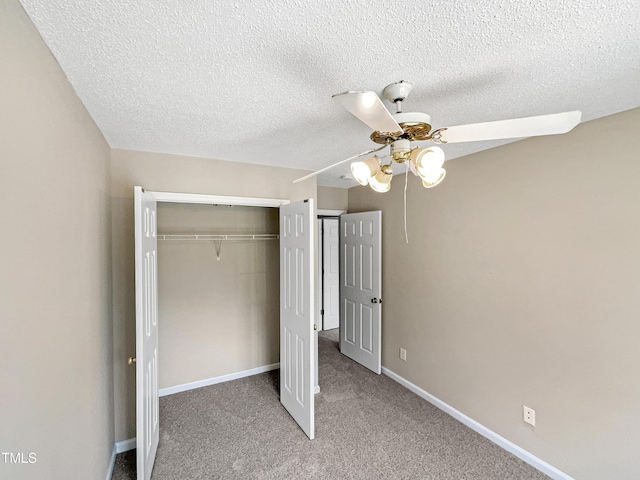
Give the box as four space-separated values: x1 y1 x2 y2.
370 111 433 144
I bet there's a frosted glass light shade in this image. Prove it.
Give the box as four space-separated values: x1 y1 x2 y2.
351 156 380 186
411 147 445 178
421 168 446 188
369 166 392 192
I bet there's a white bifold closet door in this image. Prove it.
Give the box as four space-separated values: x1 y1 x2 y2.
340 211 382 374
279 199 315 439
134 186 160 480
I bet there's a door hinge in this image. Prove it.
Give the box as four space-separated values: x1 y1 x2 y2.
320 309 324 315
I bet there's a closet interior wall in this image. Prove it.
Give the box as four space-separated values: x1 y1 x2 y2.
157 202 279 390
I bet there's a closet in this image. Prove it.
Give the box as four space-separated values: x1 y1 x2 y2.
156 202 280 391
134 189 317 477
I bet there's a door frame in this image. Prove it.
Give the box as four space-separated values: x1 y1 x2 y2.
317 213 345 331
317 209 346 217
316 209 346 331
148 191 289 208
135 190 300 471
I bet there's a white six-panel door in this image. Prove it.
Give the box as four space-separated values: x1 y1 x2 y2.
280 199 315 439
134 186 160 480
340 211 382 374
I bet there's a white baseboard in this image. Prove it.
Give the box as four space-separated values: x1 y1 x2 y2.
105 444 116 480
159 363 280 397
115 437 136 453
105 438 135 480
381 367 574 480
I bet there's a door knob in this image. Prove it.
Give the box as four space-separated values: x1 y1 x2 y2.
128 356 136 365
371 298 378 303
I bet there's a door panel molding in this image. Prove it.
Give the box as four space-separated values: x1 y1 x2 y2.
339 211 382 374
134 186 159 480
280 199 315 439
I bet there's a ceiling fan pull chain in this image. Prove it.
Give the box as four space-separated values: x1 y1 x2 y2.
404 165 409 244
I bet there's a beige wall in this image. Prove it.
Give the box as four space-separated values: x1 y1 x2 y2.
318 186 348 211
348 108 640 479
157 204 279 389
0 2 113 479
111 148 316 440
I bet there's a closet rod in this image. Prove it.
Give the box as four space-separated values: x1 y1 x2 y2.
157 234 279 241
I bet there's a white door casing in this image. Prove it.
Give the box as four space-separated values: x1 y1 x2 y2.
134 186 160 480
322 218 340 330
317 218 323 331
280 199 315 439
340 211 382 374
315 218 321 393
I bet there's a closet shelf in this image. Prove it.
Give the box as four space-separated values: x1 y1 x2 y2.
158 233 279 241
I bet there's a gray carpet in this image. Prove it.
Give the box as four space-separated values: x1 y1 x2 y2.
112 330 548 479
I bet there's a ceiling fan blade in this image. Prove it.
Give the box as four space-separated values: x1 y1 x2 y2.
293 145 387 184
437 111 582 144
332 91 403 134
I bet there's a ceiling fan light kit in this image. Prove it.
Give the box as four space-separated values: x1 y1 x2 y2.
351 156 381 186
421 168 446 188
390 138 411 162
295 80 582 192
412 146 446 179
351 145 448 193
369 164 393 193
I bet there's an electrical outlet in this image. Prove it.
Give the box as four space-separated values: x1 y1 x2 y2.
400 348 407 361
523 405 536 426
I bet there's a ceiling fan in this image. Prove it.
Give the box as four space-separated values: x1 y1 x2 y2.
294 80 582 191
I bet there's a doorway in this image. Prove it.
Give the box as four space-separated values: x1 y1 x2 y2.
317 210 345 331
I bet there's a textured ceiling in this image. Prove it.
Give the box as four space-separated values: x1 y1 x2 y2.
19 0 640 187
